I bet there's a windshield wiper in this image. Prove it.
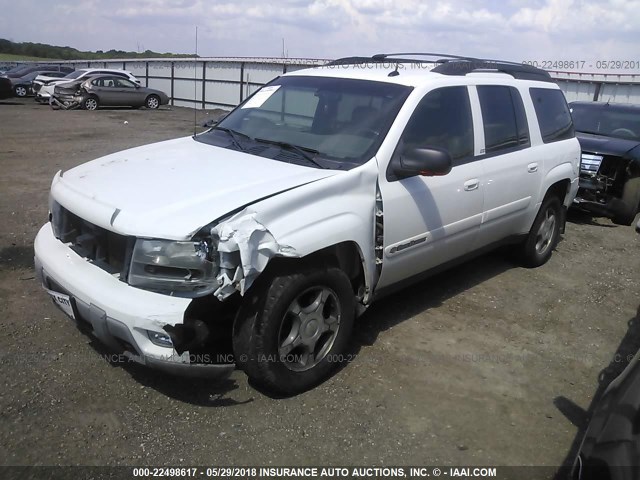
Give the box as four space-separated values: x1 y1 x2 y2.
253 137 325 169
212 126 251 151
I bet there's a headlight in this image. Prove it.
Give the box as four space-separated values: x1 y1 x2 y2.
128 239 218 296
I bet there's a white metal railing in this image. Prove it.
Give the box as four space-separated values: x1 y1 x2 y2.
9 57 640 108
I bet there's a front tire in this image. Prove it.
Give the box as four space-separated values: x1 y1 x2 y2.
520 195 562 267
233 266 355 395
612 178 640 226
82 95 99 110
14 85 27 97
145 95 160 109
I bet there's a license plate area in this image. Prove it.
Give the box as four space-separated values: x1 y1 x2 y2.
45 288 76 320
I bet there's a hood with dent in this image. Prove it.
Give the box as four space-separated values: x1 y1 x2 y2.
51 136 337 239
576 132 640 158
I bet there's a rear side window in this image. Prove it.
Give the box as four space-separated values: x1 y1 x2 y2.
529 88 574 143
477 85 530 154
399 86 474 162
511 89 530 146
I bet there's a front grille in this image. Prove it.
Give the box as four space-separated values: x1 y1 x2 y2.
580 153 603 177
51 202 133 276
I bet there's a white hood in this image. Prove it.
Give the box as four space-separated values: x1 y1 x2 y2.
51 136 337 239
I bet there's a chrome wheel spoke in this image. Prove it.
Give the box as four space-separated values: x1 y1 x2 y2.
535 209 556 254
277 286 341 372
280 333 302 356
304 289 329 315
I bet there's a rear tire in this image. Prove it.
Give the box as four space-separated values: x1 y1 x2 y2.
520 195 562 268
145 95 160 109
82 95 99 110
612 178 640 226
233 266 355 396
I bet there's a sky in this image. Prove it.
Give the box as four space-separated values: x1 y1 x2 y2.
1 0 639 71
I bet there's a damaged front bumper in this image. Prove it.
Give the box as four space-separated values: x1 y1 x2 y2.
34 222 235 379
49 93 84 110
573 177 628 219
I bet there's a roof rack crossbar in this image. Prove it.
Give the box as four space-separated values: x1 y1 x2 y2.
372 52 477 61
431 60 552 82
325 53 553 83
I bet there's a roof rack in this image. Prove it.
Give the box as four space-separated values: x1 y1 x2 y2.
325 53 553 83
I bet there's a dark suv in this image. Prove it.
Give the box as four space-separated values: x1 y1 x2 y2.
571 102 640 225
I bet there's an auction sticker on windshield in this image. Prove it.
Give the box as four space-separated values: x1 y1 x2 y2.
45 289 75 320
241 85 280 109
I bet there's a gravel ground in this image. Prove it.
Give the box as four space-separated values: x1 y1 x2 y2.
1 98 639 476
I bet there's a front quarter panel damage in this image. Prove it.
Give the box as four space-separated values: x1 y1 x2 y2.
208 161 380 305
211 211 298 300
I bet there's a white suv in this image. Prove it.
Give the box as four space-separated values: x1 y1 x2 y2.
34 68 140 102
34 54 580 394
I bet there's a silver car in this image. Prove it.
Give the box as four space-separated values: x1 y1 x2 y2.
54 74 169 110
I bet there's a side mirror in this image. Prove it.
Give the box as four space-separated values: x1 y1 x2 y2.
135 84 140 89
392 147 452 179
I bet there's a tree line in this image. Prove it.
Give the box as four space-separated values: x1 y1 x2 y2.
0 39 196 60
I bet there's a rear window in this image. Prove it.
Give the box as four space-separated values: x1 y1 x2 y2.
478 86 530 154
529 88 574 143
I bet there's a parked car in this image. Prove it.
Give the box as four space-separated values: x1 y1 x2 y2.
11 70 68 97
52 74 169 110
0 63 17 75
571 102 640 225
32 72 75 98
36 68 140 103
1 64 34 78
1 64 73 79
34 54 580 395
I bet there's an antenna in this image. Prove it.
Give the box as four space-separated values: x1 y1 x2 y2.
193 25 198 137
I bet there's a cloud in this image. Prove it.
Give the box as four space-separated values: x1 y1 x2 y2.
0 0 638 71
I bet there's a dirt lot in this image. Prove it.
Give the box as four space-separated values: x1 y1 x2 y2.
1 98 639 475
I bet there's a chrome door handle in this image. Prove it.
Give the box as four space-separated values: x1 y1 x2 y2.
527 163 539 173
464 179 479 191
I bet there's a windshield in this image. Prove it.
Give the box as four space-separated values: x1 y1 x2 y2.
196 75 412 169
22 71 41 81
571 103 640 140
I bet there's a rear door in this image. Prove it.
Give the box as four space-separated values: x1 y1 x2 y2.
474 85 540 245
88 76 118 105
376 86 484 289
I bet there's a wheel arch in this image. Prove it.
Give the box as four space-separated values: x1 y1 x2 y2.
260 240 368 306
540 162 575 207
146 93 160 103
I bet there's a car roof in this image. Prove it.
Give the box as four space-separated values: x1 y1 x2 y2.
286 64 558 90
285 54 557 89
78 68 133 74
83 74 135 80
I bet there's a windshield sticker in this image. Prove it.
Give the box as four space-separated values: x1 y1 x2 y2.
241 85 281 109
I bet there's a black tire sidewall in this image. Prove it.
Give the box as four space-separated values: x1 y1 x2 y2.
234 267 355 395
